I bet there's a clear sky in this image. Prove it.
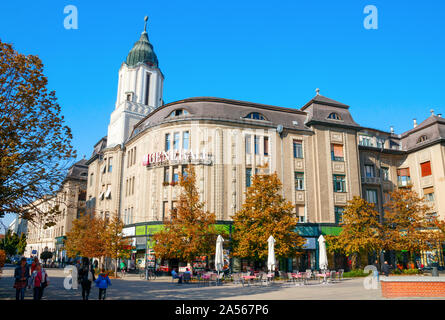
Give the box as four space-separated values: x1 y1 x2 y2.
0 0 444 228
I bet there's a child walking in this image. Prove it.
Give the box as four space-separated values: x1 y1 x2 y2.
94 268 111 300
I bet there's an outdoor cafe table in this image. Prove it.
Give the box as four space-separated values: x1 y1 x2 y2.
316 272 331 284
242 275 257 286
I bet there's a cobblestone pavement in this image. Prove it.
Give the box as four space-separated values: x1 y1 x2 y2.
0 267 443 300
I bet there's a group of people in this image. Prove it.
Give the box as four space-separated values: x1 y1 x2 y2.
13 256 112 300
77 257 111 300
13 257 49 300
171 268 192 284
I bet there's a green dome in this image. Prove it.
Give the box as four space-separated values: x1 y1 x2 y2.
125 20 159 68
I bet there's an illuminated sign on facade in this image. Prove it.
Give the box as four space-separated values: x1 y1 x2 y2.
142 149 212 167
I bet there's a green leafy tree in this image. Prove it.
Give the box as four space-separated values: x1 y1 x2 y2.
40 250 53 264
232 170 305 261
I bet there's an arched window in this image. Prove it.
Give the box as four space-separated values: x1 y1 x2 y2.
417 135 428 144
168 109 189 118
327 112 342 120
244 112 267 120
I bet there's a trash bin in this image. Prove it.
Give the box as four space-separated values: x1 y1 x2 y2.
432 267 439 277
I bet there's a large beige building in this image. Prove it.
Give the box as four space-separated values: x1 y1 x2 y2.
25 18 445 271
81 19 445 272
25 160 87 260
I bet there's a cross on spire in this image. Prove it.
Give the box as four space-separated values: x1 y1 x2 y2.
143 16 148 33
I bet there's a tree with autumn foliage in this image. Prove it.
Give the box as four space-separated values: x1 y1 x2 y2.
152 166 221 263
103 216 131 277
232 170 305 261
383 188 445 260
64 213 107 260
325 196 383 269
0 40 76 221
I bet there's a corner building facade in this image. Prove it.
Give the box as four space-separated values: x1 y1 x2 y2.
86 19 445 271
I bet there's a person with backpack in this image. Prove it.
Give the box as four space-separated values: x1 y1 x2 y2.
29 263 49 300
78 257 95 300
94 268 111 300
14 257 30 300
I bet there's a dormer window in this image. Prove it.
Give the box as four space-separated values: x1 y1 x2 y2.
327 112 342 120
416 135 428 144
244 112 267 120
168 109 189 118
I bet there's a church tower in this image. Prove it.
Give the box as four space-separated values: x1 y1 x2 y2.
107 16 164 148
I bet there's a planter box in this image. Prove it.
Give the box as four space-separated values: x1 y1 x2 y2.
381 276 445 298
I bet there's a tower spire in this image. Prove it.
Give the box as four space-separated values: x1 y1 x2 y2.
143 16 148 33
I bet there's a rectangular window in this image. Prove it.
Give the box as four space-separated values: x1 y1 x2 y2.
333 175 346 192
377 138 385 149
165 133 171 151
364 164 375 178
421 161 432 177
293 140 303 158
133 147 137 165
246 168 252 187
331 144 344 161
294 172 304 190
381 167 389 181
172 166 179 183
89 173 94 186
335 207 344 224
164 167 169 183
359 135 373 147
183 131 190 150
264 136 269 156
173 132 180 150
424 187 435 202
296 205 305 222
245 135 251 154
145 73 150 106
162 201 169 220
254 135 259 155
181 165 188 179
366 189 378 204
397 168 411 186
108 157 113 173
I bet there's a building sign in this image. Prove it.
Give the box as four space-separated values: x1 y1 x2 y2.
142 149 212 167
122 226 135 237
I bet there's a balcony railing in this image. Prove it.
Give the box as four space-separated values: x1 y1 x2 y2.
361 176 381 185
397 177 412 188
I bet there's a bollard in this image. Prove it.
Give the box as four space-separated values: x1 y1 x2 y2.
432 267 439 277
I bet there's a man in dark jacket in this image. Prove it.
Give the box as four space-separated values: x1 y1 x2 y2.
78 257 94 300
14 257 30 300
382 261 392 276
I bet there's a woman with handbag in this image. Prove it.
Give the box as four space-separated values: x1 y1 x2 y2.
78 257 95 300
30 263 49 300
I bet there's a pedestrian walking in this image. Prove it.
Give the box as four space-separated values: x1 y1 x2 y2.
30 263 49 300
382 261 392 277
373 259 380 282
31 257 39 273
14 257 30 300
94 268 111 300
78 257 95 300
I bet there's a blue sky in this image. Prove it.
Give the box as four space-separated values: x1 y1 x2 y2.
0 0 444 228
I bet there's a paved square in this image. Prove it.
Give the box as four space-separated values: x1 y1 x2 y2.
0 267 443 300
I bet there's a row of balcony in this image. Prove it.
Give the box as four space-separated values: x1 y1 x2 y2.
361 176 413 188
